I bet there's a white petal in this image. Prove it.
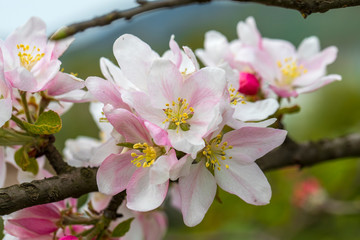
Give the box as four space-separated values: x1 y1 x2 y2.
179 162 216 227
233 98 279 121
215 161 271 205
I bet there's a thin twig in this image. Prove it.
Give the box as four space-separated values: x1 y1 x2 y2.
50 0 360 40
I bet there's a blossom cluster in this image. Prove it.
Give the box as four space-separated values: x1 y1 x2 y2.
0 16 340 239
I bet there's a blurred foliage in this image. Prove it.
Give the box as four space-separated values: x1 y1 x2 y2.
54 2 360 240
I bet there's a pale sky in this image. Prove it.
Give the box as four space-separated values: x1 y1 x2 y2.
0 0 137 38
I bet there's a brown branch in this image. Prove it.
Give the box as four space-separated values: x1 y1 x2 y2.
256 134 360 171
50 0 360 40
1 134 360 215
0 167 97 215
43 135 74 175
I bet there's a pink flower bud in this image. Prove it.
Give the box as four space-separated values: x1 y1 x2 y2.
238 72 260 95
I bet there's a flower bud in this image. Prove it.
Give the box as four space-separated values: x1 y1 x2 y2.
238 72 260 95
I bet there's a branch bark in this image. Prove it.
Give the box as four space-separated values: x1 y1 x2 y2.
50 0 360 40
1 134 360 215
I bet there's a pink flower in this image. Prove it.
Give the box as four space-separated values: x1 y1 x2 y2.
261 36 341 97
4 199 76 239
97 107 182 212
177 126 287 226
127 59 226 156
1 17 74 93
59 236 78 240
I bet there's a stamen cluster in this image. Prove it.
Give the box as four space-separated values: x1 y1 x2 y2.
163 97 194 131
131 143 157 168
203 134 233 171
17 44 45 71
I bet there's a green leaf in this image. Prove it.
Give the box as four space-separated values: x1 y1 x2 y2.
0 217 4 240
111 218 134 237
23 110 62 135
14 147 39 175
77 194 89 210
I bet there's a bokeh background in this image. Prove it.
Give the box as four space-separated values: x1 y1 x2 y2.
2 1 360 239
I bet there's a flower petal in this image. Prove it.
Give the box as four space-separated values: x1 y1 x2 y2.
233 98 279 122
215 161 271 205
113 34 159 91
97 152 136 195
126 168 169 212
178 162 216 227
223 127 287 163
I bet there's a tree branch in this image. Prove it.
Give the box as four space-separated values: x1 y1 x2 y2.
50 0 360 40
0 167 97 215
1 134 360 215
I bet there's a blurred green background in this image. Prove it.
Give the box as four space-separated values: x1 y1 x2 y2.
55 2 360 239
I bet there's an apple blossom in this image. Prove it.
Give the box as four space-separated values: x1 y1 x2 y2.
97 107 180 212
0 17 76 93
178 126 287 226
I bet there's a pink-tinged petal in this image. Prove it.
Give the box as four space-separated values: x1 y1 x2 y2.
237 16 262 48
297 36 320 60
104 107 152 144
90 192 112 213
215 162 271 205
7 218 57 235
144 121 171 147
97 152 137 195
10 203 61 220
0 98 12 127
169 35 182 68
170 183 182 210
178 162 216 227
227 118 277 130
59 236 78 240
263 38 296 63
5 17 47 57
4 220 44 238
269 84 298 98
139 211 168 240
233 98 279 122
183 46 199 71
170 154 193 181
127 91 166 127
49 37 74 60
113 34 159 91
149 150 177 185
196 30 229 67
148 59 183 107
181 66 226 108
223 127 287 163
100 57 136 90
32 59 61 91
296 74 342 95
89 137 122 167
0 147 6 187
167 129 205 158
45 72 84 96
5 68 37 91
85 76 129 109
127 168 169 212
53 89 91 103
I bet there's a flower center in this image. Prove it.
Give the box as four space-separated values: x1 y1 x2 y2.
131 143 157 168
202 135 233 171
229 86 246 105
163 97 194 132
17 44 45 71
277 57 307 85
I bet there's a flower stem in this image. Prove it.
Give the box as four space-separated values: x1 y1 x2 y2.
10 115 26 130
20 91 33 123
